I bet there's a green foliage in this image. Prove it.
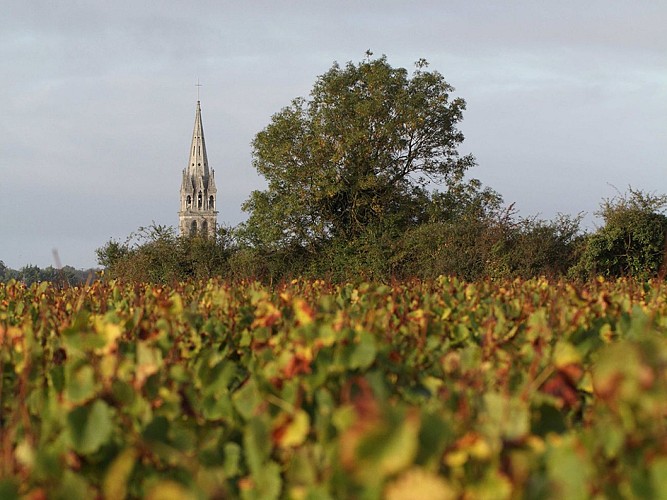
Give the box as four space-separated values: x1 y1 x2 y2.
98 223 235 283
97 203 584 283
3 277 667 496
95 239 130 270
575 189 667 279
394 209 583 280
228 53 590 281
496 213 584 279
0 261 10 282
240 54 476 252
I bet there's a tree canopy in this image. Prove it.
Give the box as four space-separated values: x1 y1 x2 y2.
240 54 476 251
574 189 667 279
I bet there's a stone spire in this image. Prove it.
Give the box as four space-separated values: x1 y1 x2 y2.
189 101 209 179
179 100 217 237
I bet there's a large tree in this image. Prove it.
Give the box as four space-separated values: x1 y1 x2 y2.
241 54 476 251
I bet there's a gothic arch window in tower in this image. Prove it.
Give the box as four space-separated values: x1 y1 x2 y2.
186 195 191 209
202 220 208 235
198 192 202 209
209 196 214 210
190 221 197 236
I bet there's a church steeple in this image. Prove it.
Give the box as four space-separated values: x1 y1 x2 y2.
188 100 209 180
179 100 217 237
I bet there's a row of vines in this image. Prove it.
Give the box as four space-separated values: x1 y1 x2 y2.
2 277 667 498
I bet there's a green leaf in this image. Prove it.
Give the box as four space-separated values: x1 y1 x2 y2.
242 460 282 500
54 470 92 500
651 457 667 500
482 393 529 441
243 417 271 474
142 416 169 443
67 400 114 455
65 361 97 404
349 330 376 369
0 479 19 500
233 378 263 420
223 442 242 477
354 407 420 481
202 393 234 421
546 435 593 500
531 403 567 436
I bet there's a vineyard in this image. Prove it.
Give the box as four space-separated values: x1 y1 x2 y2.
2 277 667 499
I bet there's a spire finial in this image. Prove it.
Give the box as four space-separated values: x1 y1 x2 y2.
195 78 203 102
195 77 202 102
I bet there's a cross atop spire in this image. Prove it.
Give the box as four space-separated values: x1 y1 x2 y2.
195 78 202 101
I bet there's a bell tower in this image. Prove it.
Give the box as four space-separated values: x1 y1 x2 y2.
179 100 217 237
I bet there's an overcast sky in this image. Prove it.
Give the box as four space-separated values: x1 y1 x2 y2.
1 1 665 269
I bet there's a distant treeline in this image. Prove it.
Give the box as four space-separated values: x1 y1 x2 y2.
8 185 666 287
0 262 98 286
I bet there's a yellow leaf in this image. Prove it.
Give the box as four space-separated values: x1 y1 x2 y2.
293 298 315 326
15 440 35 469
444 449 468 468
145 480 195 500
385 468 457 500
92 316 122 356
169 293 183 315
553 342 580 368
277 409 310 448
103 448 137 500
468 436 492 460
